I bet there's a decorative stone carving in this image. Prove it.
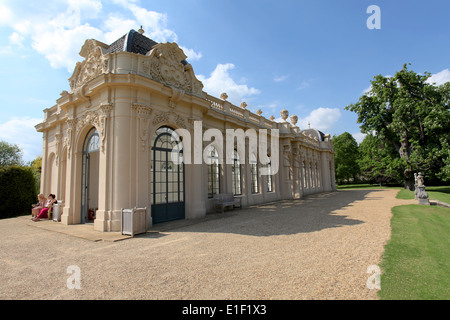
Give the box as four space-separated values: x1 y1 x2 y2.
146 42 204 97
283 145 291 167
256 109 263 116
169 88 185 109
269 115 275 121
280 109 289 122
220 92 228 101
132 103 153 118
55 133 63 166
75 103 113 152
240 102 247 109
152 109 188 131
141 60 151 74
69 39 108 91
173 113 187 129
64 118 77 159
152 110 170 126
132 103 153 152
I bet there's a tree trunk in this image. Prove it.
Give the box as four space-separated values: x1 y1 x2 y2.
399 137 414 190
404 177 415 190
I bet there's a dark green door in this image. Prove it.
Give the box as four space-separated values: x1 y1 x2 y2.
151 127 185 224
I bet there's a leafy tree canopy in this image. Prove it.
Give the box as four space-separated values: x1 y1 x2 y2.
332 132 360 184
0 140 24 168
346 64 450 189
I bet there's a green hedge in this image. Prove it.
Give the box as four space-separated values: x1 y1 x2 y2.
0 166 37 219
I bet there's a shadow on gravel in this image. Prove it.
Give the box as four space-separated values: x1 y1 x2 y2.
149 190 381 237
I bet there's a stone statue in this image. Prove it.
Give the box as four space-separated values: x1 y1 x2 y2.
417 172 424 186
414 172 429 205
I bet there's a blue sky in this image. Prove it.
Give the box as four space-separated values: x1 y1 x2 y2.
1 0 450 162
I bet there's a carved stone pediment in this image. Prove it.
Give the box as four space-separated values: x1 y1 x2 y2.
69 39 109 91
145 42 204 98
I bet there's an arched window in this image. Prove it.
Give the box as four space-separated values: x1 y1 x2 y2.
250 153 258 194
302 161 307 189
206 146 220 198
81 127 100 224
151 126 185 224
232 150 242 195
266 157 273 192
316 163 321 188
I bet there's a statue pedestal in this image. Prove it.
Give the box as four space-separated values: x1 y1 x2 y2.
416 185 430 205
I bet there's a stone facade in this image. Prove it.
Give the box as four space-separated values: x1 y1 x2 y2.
35 29 336 232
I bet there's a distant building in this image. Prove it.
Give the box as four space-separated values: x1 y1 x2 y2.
35 29 336 232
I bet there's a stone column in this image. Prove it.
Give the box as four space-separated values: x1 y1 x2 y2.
61 118 76 225
94 103 114 232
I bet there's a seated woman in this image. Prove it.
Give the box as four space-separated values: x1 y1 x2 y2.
31 194 46 219
33 194 58 221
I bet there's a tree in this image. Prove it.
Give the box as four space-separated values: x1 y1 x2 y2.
346 64 450 189
358 134 403 184
332 132 360 184
0 166 36 218
0 140 24 168
29 156 42 195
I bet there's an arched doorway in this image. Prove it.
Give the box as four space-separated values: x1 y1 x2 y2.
151 126 185 224
81 127 100 224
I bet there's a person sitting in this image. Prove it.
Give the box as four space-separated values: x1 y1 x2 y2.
33 194 58 221
31 194 46 219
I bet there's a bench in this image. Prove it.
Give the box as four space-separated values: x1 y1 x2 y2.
213 193 242 213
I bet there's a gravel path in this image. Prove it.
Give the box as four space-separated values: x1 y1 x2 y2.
0 189 416 300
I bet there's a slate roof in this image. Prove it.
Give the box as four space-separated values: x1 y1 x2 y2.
301 128 326 141
103 29 158 55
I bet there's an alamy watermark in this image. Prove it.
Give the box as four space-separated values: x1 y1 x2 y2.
67 265 81 290
367 5 381 30
366 265 381 290
169 121 280 175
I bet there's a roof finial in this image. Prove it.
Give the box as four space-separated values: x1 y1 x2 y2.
138 26 144 34
308 122 311 129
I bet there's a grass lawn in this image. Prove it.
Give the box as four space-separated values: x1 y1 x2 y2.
378 204 450 300
337 183 402 190
338 184 450 299
396 186 450 204
338 184 450 204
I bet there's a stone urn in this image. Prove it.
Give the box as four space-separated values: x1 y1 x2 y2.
280 109 289 122
290 114 298 126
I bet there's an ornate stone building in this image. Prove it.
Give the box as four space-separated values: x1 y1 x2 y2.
35 29 336 232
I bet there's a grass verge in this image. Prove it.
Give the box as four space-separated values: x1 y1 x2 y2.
378 204 450 300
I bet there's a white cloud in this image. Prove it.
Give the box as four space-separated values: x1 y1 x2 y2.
426 69 450 86
9 32 25 47
102 14 137 43
274 75 288 82
126 5 177 43
298 107 341 132
272 107 341 132
352 132 367 145
31 23 103 71
2 0 200 72
0 117 43 162
179 46 203 61
297 79 313 90
197 63 260 105
0 3 13 26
